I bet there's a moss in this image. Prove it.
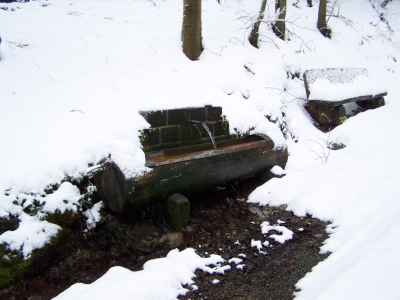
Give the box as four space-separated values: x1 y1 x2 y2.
338 116 347 124
220 119 230 135
0 227 80 289
179 123 203 146
165 193 190 230
45 209 80 229
0 216 19 235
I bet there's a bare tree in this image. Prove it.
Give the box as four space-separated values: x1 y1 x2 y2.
273 0 287 40
318 0 331 37
182 0 203 61
249 0 268 48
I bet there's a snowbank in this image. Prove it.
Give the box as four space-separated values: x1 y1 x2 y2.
54 248 225 300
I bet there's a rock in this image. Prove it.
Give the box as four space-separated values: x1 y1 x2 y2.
159 232 183 249
327 142 346 150
124 222 162 253
0 227 79 289
165 193 190 230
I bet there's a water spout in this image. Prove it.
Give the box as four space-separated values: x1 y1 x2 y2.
189 120 217 149
201 123 217 149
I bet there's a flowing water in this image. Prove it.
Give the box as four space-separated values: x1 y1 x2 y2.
201 123 217 149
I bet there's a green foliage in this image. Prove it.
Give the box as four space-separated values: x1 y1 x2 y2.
139 130 150 152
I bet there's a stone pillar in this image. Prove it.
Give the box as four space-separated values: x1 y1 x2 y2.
165 193 190 230
357 97 385 109
306 104 346 126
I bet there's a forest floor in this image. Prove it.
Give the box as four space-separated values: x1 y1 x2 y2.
1 176 330 300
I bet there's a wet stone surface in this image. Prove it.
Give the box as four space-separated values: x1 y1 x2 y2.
1 177 330 300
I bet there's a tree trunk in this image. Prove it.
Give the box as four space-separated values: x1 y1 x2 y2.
317 0 331 37
248 0 268 48
182 0 202 61
307 0 313 7
273 0 286 40
381 0 391 8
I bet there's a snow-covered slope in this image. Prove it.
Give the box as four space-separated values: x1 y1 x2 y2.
1 0 400 298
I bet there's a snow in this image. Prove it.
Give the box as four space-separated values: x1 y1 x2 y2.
271 166 286 177
191 285 198 291
236 264 245 270
41 182 82 214
261 221 294 244
0 0 400 298
228 257 243 265
0 213 60 259
82 201 103 230
305 68 369 85
54 248 225 300
251 239 263 251
308 75 387 102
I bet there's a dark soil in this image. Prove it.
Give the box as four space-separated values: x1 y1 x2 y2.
0 176 330 300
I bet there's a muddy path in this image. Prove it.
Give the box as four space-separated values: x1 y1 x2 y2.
1 176 330 300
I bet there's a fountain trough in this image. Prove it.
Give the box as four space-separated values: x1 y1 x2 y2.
92 107 288 213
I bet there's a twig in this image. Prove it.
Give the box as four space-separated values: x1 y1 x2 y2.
31 59 41 70
306 130 331 163
205 45 227 56
8 43 16 56
149 46 157 54
264 87 307 102
154 35 162 44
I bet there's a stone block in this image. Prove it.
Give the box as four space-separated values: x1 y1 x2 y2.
180 123 203 144
214 121 229 137
357 97 385 109
187 107 206 123
306 104 346 126
165 193 190 230
168 109 188 126
146 128 160 146
198 123 214 138
141 110 167 127
206 106 222 121
161 126 179 143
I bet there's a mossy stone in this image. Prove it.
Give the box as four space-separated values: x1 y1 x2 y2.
165 193 190 230
0 227 79 289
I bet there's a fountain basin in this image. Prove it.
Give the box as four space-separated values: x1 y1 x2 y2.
92 134 288 213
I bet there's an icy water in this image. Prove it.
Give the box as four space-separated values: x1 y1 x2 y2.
201 123 217 149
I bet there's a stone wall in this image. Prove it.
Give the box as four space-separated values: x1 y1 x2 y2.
139 106 232 152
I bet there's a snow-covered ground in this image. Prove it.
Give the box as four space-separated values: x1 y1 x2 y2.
1 0 400 298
